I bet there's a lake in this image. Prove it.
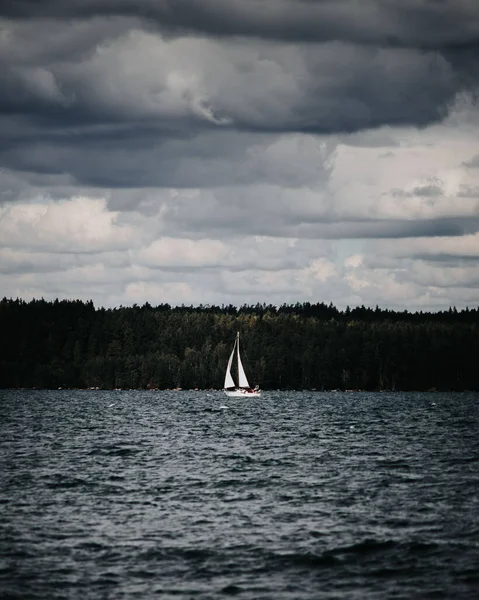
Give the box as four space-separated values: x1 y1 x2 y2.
0 390 478 599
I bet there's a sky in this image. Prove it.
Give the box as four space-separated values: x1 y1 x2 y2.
1 0 479 311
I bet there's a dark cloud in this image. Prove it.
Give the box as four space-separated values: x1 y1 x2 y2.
462 155 479 168
1 32 459 131
0 16 134 66
411 184 443 197
458 185 479 198
157 184 479 239
2 0 479 49
0 38 464 189
283 218 478 241
391 181 445 199
0 0 478 196
0 127 305 189
411 253 479 264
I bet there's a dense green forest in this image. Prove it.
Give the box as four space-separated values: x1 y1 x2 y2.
1 297 478 391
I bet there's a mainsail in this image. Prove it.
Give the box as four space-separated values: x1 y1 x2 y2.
236 335 250 388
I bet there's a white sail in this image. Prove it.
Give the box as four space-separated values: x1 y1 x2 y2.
224 340 236 389
236 336 250 388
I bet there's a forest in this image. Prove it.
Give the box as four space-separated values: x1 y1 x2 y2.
1 297 478 391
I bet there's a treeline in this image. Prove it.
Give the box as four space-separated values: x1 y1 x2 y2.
1 297 478 391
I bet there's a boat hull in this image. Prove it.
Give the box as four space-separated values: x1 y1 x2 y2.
224 389 261 398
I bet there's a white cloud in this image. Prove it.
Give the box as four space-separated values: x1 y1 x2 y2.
138 237 229 268
124 281 193 304
0 197 137 252
386 233 479 259
330 124 479 222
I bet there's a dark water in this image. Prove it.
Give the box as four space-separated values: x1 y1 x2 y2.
0 390 478 599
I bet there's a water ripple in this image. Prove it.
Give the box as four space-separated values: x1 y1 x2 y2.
0 389 478 599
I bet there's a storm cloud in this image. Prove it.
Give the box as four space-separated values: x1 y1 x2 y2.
0 1 479 310
3 0 479 49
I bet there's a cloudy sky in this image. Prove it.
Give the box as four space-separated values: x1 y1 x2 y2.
1 0 479 310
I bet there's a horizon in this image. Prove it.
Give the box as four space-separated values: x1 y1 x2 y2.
3 295 478 316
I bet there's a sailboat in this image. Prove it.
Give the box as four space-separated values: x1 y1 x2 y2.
223 332 261 397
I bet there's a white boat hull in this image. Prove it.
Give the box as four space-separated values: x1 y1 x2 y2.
224 389 261 398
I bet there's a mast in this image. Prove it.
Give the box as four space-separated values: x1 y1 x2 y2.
236 331 240 388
